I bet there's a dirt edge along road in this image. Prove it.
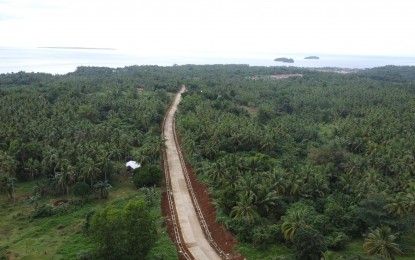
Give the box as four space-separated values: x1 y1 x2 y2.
162 85 221 259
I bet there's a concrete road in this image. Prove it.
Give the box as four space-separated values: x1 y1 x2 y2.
163 86 221 260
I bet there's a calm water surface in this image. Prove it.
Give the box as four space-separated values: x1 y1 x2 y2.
1 47 414 74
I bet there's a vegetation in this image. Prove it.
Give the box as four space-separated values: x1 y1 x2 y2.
175 65 415 259
133 164 163 189
274 57 295 63
0 66 179 259
363 226 403 260
304 56 319 59
1 64 415 259
89 199 156 259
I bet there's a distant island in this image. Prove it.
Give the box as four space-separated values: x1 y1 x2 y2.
274 57 294 63
38 47 116 50
304 56 319 59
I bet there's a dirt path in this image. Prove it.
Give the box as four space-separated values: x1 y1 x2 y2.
163 86 221 260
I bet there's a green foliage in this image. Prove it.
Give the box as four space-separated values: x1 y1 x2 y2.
363 226 403 259
326 232 350 250
146 235 179 260
73 182 92 200
292 227 327 260
132 164 163 188
81 210 95 235
3 64 415 258
78 105 99 122
0 65 175 256
30 203 69 219
356 195 394 230
252 224 279 248
0 67 172 187
237 242 293 260
89 199 157 259
76 249 96 260
140 186 158 207
174 65 415 258
93 181 112 199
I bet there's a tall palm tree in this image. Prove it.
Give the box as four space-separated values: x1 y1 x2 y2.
230 193 259 224
145 136 166 161
281 207 310 241
0 151 18 202
386 193 408 218
54 164 75 195
82 158 101 188
94 180 112 199
24 158 40 181
255 182 280 214
97 152 113 182
236 174 258 200
404 189 415 214
0 175 17 200
260 134 275 152
206 161 226 187
363 226 403 260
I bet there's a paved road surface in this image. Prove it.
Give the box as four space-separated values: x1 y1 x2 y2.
164 86 221 260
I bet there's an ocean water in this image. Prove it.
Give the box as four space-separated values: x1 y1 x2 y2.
1 47 415 75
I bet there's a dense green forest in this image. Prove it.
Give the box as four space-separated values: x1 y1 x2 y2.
175 65 415 259
0 66 179 259
1 65 415 259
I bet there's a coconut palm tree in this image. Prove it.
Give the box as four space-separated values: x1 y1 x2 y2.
97 152 113 182
24 158 40 181
281 207 310 241
255 182 280 215
363 226 403 260
404 189 415 214
82 158 102 189
0 151 18 202
230 193 259 224
54 164 75 195
386 193 408 218
0 175 16 200
206 161 226 187
94 180 112 199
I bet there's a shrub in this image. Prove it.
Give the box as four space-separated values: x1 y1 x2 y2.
133 165 163 188
326 232 350 250
252 224 279 248
30 204 54 218
72 182 91 200
81 210 95 234
292 227 327 260
90 199 157 259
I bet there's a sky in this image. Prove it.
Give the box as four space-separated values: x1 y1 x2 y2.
1 0 415 57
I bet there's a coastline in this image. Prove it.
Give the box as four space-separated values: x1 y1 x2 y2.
1 47 415 74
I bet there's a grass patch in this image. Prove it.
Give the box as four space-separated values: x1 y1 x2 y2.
0 178 177 259
147 234 178 260
236 242 293 260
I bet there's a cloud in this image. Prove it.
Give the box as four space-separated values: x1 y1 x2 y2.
0 0 414 56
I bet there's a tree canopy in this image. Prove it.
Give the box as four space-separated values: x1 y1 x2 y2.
89 199 156 259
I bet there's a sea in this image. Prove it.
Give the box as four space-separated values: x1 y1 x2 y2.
1 47 415 75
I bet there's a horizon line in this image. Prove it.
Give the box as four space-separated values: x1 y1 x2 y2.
38 46 116 50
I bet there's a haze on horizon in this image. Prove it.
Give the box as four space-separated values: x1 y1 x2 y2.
1 0 414 57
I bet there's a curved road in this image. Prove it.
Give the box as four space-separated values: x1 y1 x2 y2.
163 86 221 260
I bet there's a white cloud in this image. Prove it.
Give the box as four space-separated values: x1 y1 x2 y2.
1 0 414 56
